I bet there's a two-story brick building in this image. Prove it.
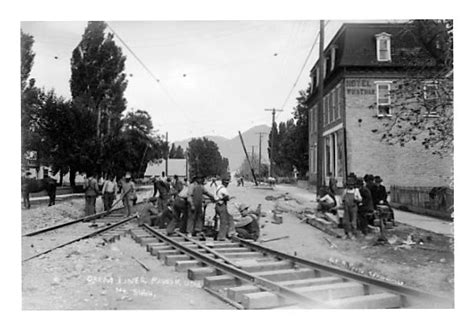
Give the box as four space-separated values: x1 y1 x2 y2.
306 22 453 190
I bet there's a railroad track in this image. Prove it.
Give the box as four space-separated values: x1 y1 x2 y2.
22 204 143 262
128 224 454 309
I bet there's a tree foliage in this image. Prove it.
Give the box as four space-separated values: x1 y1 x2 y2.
187 137 228 178
268 87 310 177
169 143 185 158
372 20 453 157
21 22 167 185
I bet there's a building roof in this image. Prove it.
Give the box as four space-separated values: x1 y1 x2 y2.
144 159 187 177
310 22 436 74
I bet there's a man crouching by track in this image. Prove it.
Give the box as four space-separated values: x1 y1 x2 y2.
233 204 260 241
138 197 159 226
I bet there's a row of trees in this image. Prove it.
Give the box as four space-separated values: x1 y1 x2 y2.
21 22 168 187
187 138 229 178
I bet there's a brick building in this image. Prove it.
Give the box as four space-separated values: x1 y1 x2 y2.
306 22 453 189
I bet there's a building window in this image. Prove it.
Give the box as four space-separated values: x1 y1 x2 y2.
329 91 334 123
375 32 391 62
330 46 337 71
423 81 440 117
376 82 391 116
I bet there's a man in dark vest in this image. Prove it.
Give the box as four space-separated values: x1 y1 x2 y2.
84 172 100 216
186 174 215 240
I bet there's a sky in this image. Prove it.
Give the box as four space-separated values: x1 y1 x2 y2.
21 20 347 142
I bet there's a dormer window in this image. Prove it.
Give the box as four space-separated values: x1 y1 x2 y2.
330 46 337 71
375 32 391 62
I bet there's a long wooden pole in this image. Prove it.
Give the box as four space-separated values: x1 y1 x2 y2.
238 131 258 186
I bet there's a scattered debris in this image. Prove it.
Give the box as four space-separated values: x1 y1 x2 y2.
260 235 289 243
131 256 150 272
324 237 337 249
305 216 342 238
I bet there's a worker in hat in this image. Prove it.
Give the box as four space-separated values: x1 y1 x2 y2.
372 176 395 225
214 176 236 240
138 197 159 226
234 203 260 241
186 174 215 240
341 174 362 239
121 172 136 217
83 172 100 216
101 173 118 212
166 181 189 236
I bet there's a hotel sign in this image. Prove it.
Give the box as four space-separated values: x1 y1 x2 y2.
346 79 375 95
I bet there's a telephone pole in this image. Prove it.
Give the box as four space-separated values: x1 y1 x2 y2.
316 20 325 192
265 108 283 177
255 132 267 177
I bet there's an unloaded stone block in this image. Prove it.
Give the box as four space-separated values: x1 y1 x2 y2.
188 267 217 280
280 276 343 289
253 268 315 281
164 254 191 266
227 285 261 303
175 260 203 272
221 252 262 259
156 249 181 259
138 237 159 246
326 293 401 309
241 291 293 309
240 261 293 273
203 275 239 289
209 247 249 253
295 282 364 300
149 245 174 256
146 242 167 252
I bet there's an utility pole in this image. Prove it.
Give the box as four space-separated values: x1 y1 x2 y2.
238 131 258 186
316 20 325 193
165 132 169 177
255 132 267 177
265 108 283 178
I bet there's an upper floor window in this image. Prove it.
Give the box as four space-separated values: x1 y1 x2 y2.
375 32 391 62
330 46 337 71
376 82 391 116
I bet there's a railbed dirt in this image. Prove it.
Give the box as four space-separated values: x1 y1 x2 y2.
21 183 454 309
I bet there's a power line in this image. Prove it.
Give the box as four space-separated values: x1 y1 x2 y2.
105 22 196 132
278 20 330 118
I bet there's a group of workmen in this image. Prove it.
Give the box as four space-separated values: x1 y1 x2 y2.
317 172 394 240
83 172 137 217
139 172 260 241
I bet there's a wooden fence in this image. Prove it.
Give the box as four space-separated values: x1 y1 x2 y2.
389 185 454 220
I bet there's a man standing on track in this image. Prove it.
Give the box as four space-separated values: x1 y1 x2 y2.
121 172 136 217
84 172 100 216
215 176 236 240
186 174 215 240
102 174 117 212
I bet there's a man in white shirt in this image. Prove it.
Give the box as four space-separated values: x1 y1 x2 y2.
215 176 236 240
102 174 117 211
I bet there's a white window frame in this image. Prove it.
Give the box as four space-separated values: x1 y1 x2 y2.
423 80 440 117
375 81 392 117
375 32 391 62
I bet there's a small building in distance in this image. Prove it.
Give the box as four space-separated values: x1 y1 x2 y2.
144 159 188 179
306 22 452 189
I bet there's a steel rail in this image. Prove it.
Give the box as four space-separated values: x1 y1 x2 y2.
235 237 454 308
142 225 329 308
22 200 145 237
22 214 138 263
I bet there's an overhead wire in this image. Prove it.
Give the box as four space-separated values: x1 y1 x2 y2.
276 20 330 122
105 21 198 137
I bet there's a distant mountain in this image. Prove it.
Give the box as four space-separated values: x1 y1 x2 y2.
172 124 271 172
